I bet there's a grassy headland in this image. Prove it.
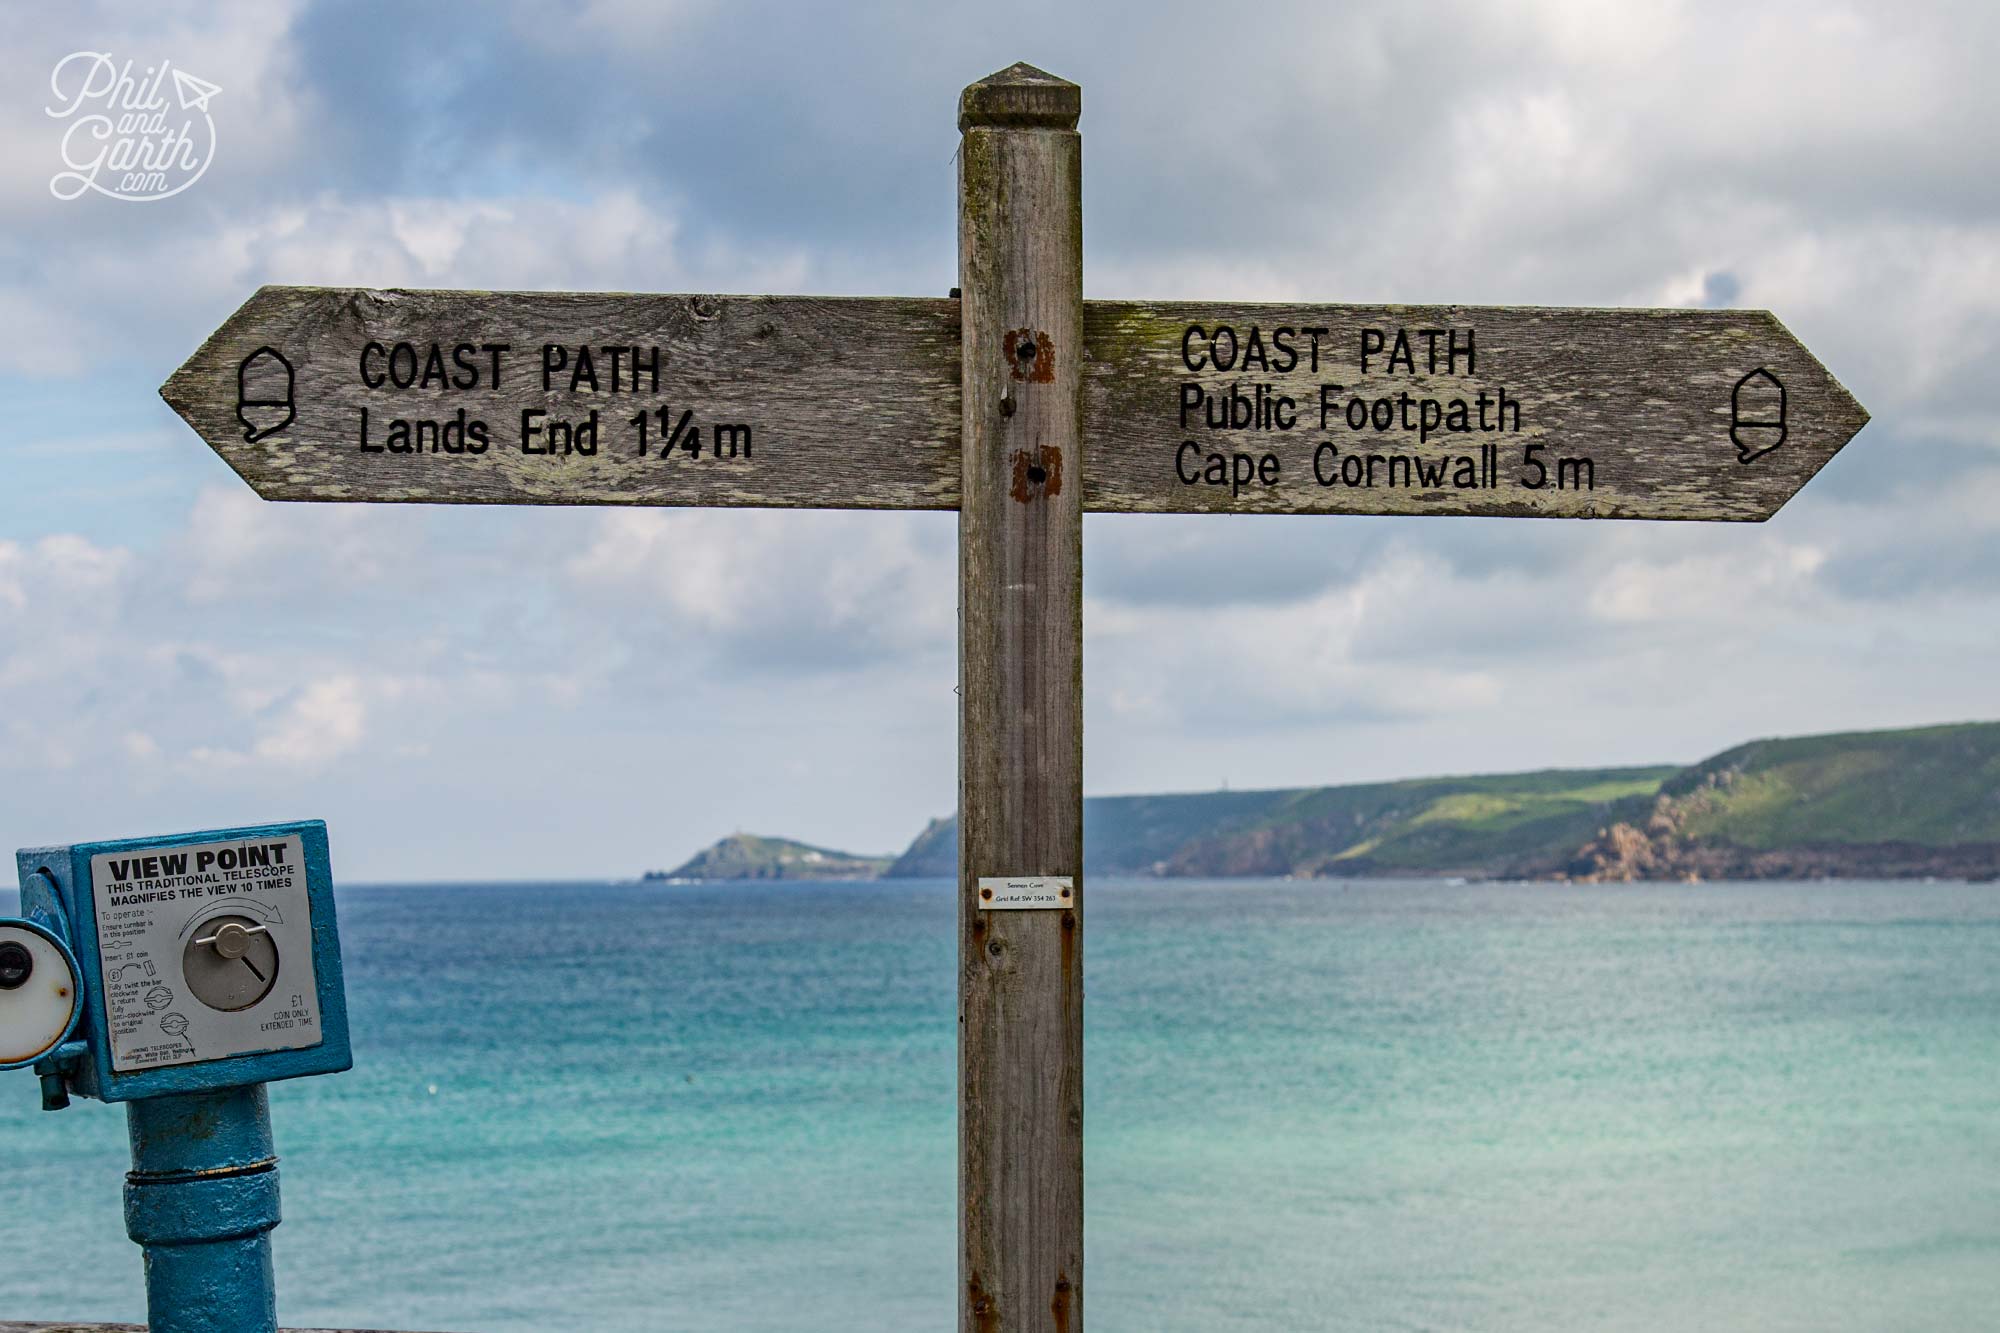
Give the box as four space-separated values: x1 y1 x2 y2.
661 721 2000 882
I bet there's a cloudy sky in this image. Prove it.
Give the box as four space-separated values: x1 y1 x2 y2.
2 1 1995 880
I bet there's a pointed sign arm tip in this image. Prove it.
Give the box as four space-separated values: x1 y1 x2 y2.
1761 307 1871 437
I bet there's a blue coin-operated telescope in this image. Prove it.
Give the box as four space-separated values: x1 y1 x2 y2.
2 820 350 1333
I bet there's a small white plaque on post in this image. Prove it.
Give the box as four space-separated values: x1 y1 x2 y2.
977 876 1074 910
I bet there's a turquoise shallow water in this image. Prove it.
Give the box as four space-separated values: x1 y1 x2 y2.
3 877 1998 1331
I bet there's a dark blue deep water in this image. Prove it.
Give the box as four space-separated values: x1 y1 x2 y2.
4 878 1999 1331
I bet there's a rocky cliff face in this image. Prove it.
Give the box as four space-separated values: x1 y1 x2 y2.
1566 766 2000 881
1566 770 1730 882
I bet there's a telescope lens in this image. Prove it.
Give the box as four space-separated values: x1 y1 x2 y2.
0 940 32 990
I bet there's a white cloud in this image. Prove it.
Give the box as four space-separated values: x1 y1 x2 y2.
2 185 816 377
1587 541 1829 625
253 673 367 767
1089 549 1509 733
0 516 394 782
177 484 421 602
564 508 954 670
502 0 714 56
1744 221 2000 435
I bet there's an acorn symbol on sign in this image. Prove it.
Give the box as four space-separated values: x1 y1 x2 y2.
236 347 295 443
1730 367 1786 463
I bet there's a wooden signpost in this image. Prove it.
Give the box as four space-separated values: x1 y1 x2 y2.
162 62 1868 1333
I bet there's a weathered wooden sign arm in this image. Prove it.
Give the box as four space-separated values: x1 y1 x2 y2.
159 58 1869 1333
1083 302 1865 520
164 290 966 511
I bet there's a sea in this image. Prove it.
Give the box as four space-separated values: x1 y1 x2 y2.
2 877 1998 1332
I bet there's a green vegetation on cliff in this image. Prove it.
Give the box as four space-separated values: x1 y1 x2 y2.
883 720 2000 882
1665 723 2000 848
884 767 1672 879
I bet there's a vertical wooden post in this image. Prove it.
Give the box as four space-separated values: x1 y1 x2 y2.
957 62 1085 1333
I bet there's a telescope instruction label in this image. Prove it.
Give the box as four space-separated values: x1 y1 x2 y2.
90 833 321 1072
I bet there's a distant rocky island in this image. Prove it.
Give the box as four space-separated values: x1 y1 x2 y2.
643 834 892 882
654 720 2000 884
